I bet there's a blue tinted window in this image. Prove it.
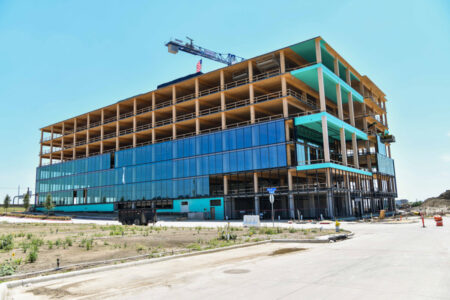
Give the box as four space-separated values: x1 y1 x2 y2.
252 125 259 146
259 124 268 145
269 146 278 168
260 147 269 169
244 127 252 148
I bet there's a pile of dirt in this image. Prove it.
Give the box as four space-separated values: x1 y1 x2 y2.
421 190 450 208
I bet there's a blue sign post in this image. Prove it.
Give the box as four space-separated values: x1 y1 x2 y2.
267 188 277 227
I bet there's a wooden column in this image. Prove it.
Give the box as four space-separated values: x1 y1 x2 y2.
195 98 200 134
172 86 176 139
315 38 322 63
86 114 90 157
220 70 225 90
249 84 255 124
116 104 120 151
73 118 77 159
352 133 359 168
318 67 326 112
50 126 54 165
39 130 43 166
321 115 330 162
282 76 288 117
334 58 339 76
100 109 104 154
340 128 347 166
61 122 65 161
336 84 343 120
133 98 137 147
348 92 355 126
346 68 351 85
280 50 286 73
223 175 228 195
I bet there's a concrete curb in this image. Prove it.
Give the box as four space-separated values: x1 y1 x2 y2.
0 233 353 299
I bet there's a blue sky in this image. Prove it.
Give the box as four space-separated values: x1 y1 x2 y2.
0 0 449 203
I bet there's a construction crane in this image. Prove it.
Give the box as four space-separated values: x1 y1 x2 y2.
165 37 245 66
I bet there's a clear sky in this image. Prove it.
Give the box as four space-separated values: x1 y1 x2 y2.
0 0 449 203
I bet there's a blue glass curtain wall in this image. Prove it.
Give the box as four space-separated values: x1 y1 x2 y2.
36 120 287 205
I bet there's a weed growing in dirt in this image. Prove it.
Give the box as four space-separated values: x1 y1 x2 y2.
0 259 19 276
27 246 38 263
65 237 73 247
47 240 53 250
186 243 201 251
136 244 145 252
0 235 14 251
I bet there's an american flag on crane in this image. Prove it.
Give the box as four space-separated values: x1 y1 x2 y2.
196 59 202 73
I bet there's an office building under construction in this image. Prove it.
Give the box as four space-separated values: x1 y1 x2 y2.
36 36 397 219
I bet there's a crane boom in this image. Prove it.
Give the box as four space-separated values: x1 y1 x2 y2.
166 37 245 66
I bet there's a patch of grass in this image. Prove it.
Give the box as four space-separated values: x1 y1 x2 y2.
136 244 146 252
186 243 202 251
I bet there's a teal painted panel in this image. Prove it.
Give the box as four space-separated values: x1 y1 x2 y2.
158 197 224 220
37 203 114 213
290 64 363 104
294 112 368 141
290 39 316 63
296 162 372 176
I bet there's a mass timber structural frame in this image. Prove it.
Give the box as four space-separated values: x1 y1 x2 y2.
36 37 397 219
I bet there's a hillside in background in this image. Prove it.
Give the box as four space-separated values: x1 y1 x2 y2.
421 190 450 208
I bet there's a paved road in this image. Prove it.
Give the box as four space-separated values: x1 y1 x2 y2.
8 218 450 300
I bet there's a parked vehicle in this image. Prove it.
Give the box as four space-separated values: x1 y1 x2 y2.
114 200 157 225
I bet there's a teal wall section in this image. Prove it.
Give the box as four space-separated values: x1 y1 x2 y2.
296 162 373 176
36 203 114 213
40 197 225 220
158 197 224 220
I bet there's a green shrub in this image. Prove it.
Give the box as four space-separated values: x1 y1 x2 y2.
27 246 38 263
65 237 73 247
0 234 14 251
31 238 44 248
47 240 53 250
0 259 18 276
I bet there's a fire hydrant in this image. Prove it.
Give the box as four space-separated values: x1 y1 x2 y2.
335 220 341 232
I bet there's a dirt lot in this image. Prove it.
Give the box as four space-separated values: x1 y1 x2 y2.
0 222 338 277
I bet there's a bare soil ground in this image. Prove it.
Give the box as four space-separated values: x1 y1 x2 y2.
0 222 337 276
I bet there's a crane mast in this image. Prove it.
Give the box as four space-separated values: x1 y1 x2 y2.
166 37 245 66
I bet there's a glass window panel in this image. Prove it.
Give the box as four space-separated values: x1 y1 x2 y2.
259 123 268 145
277 144 287 166
252 148 260 169
269 145 278 168
214 132 222 152
252 125 260 146
268 122 277 144
244 127 252 148
260 147 269 169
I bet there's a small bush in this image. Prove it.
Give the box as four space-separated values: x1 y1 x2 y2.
136 244 146 252
47 240 53 250
0 259 18 276
0 234 14 251
27 247 38 263
65 237 73 247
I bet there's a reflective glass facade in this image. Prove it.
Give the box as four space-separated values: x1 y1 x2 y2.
36 120 287 206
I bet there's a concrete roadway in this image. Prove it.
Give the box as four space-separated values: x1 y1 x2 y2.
8 217 450 300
